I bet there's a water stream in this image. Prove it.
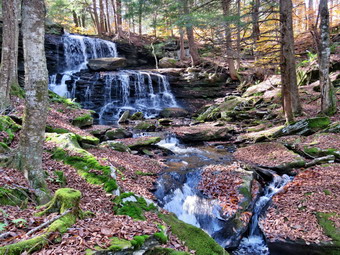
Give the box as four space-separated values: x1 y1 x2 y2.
155 135 292 254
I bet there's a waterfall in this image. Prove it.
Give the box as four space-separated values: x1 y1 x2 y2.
98 71 178 124
49 33 179 124
49 34 118 97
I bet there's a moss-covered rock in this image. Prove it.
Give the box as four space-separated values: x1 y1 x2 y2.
159 214 227 255
105 128 132 140
128 137 161 150
159 107 189 118
100 141 131 153
243 75 281 97
113 192 157 220
45 133 87 156
108 237 133 251
237 125 284 143
273 117 331 137
118 110 130 123
0 115 21 145
316 212 340 246
134 122 156 132
130 112 144 120
48 91 81 109
71 114 94 128
76 135 100 146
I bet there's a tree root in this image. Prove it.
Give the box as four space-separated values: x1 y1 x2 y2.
0 188 82 255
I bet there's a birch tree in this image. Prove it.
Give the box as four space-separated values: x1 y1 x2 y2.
0 0 20 112
18 0 50 204
318 0 337 115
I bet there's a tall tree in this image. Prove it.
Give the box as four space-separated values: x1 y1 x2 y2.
280 0 301 123
221 0 238 80
18 0 50 204
0 0 20 112
318 0 337 115
183 0 200 66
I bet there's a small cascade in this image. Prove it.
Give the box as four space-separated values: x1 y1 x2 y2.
98 71 178 124
49 34 118 97
232 174 291 255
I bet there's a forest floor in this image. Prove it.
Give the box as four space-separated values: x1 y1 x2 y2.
0 59 339 254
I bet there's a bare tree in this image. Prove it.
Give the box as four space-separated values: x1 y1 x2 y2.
18 0 50 204
183 0 200 66
0 0 20 112
318 0 337 115
280 0 302 123
221 0 238 80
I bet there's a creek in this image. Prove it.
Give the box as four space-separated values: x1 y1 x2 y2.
155 135 292 255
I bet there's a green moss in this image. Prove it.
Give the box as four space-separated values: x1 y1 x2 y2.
308 117 331 130
128 137 161 150
109 237 132 251
10 83 25 98
71 114 93 128
323 190 332 195
130 235 149 249
159 214 227 255
50 148 117 193
113 193 157 220
46 126 69 134
145 247 190 255
316 212 340 245
53 170 67 187
0 233 48 255
154 231 168 244
304 146 338 159
0 188 28 207
135 171 156 176
0 142 10 153
0 115 21 145
130 112 144 120
75 134 100 146
134 122 156 131
48 90 81 109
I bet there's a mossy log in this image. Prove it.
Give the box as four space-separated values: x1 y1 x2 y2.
0 188 82 255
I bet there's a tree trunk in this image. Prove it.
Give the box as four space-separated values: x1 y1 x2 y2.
308 0 314 30
93 0 101 35
0 0 20 112
236 0 241 69
19 0 50 204
138 0 143 36
183 0 200 66
106 0 112 35
280 0 301 123
99 0 106 35
72 10 79 27
179 28 186 61
252 0 260 58
221 0 238 80
116 0 123 38
318 0 337 115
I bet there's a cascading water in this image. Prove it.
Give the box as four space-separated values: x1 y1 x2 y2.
48 34 178 124
232 174 291 255
155 135 293 254
98 71 178 124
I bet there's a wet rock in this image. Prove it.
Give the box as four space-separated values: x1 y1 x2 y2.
100 141 131 153
159 107 189 118
130 112 144 120
87 57 127 71
158 119 173 126
128 137 161 150
134 122 156 132
118 110 130 123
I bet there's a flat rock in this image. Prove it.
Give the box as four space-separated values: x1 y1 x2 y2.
87 57 127 71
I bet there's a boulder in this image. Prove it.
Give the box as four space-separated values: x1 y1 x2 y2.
118 110 130 123
134 122 156 132
87 57 127 71
273 117 331 137
159 107 189 118
159 57 178 68
105 128 132 140
100 141 131 153
71 114 94 128
173 123 235 142
130 112 144 120
159 119 173 126
243 75 281 97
